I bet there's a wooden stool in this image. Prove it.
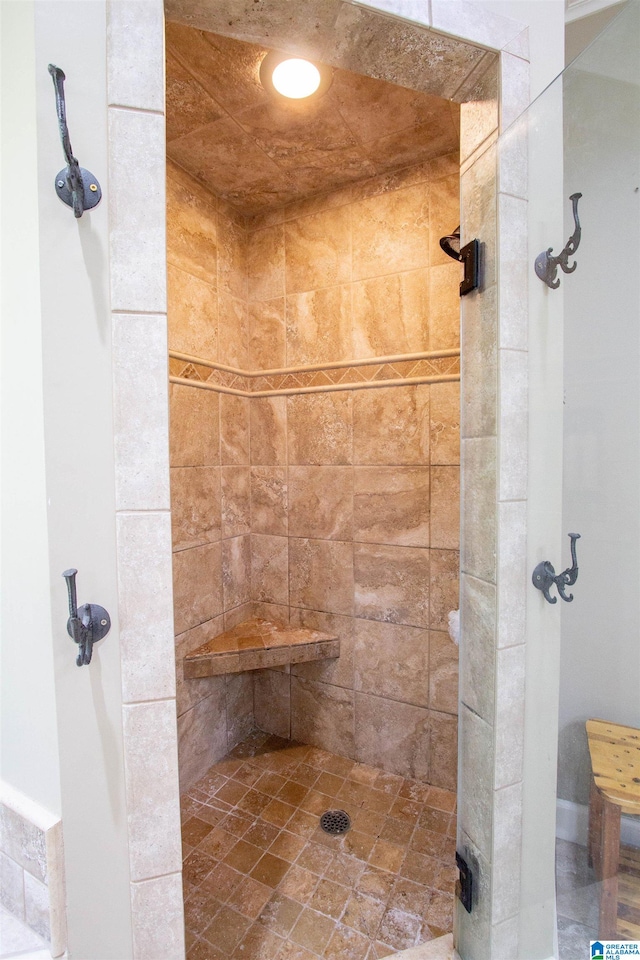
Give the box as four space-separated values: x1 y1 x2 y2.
586 718 640 939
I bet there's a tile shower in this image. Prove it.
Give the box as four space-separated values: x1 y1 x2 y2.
169 165 461 777
167 20 462 956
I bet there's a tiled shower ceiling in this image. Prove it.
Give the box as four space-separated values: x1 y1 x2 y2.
166 22 460 216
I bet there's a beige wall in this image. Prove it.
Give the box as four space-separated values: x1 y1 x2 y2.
167 161 255 788
168 153 461 792
248 163 460 790
246 158 460 367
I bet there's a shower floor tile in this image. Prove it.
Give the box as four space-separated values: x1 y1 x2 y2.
181 731 457 960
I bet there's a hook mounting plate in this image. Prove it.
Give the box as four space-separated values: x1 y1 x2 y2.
55 167 102 212
66 604 111 644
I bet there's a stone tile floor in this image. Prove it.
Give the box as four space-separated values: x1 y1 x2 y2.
181 731 457 960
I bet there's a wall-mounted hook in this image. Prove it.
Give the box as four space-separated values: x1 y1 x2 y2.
62 569 111 666
48 65 102 218
535 193 582 289
532 533 581 604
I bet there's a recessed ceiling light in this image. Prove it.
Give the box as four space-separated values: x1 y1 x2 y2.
260 51 332 101
272 58 321 99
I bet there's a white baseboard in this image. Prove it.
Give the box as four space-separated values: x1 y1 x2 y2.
556 798 640 847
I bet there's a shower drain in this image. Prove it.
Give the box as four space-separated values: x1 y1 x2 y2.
319 810 351 835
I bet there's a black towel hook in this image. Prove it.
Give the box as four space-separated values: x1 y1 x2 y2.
62 569 111 666
535 193 582 289
48 64 102 218
532 533 581 604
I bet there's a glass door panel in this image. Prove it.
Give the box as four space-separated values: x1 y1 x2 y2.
557 7 640 954
507 4 640 956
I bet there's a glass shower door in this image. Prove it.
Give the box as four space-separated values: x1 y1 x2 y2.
556 7 640 953
524 4 640 956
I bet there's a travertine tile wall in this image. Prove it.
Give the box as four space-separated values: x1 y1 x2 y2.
167 155 459 788
168 152 462 793
167 160 256 789
243 162 461 792
246 154 461 368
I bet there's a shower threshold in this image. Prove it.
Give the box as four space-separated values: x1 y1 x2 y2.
180 731 457 959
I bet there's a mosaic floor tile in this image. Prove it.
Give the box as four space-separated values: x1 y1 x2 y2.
182 732 456 959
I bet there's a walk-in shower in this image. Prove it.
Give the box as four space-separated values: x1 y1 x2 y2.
164 9 474 956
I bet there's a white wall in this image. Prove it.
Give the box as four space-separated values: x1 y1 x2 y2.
33 0 134 951
0 0 62 818
565 1 627 64
559 2 640 806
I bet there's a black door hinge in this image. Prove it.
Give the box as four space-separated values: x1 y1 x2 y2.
456 851 474 913
460 239 479 296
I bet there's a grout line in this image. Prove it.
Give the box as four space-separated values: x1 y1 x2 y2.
112 309 167 317
497 189 529 203
130 868 182 885
122 696 175 708
460 571 497 588
460 701 490 723
108 103 165 117
116 508 171 516
460 130 499 176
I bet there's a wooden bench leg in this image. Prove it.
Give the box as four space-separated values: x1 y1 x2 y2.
599 797 621 940
589 780 603 873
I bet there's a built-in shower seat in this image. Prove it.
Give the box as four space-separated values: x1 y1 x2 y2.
587 717 640 940
183 617 339 679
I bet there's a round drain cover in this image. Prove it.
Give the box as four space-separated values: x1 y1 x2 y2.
320 810 351 835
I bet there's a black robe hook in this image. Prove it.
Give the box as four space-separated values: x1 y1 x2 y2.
532 533 581 604
48 64 102 217
535 193 582 289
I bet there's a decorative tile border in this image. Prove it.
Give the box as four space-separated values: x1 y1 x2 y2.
168 349 461 396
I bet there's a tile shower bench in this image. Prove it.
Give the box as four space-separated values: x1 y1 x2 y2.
183 617 339 678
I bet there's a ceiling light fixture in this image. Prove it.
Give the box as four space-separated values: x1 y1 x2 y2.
260 51 332 101
273 59 321 99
